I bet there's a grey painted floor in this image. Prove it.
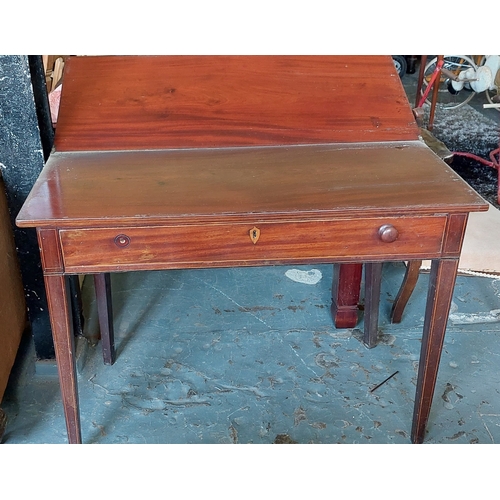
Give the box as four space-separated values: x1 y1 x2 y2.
3 262 500 444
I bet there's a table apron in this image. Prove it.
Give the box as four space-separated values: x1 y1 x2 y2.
58 216 448 274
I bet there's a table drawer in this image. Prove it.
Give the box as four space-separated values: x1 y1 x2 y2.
59 216 446 272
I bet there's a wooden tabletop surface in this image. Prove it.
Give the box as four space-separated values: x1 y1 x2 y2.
54 55 419 151
17 141 487 228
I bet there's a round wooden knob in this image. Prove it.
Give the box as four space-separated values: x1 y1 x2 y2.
378 224 398 243
114 234 131 247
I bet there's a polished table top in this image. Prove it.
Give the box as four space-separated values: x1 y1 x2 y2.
53 55 419 152
17 141 486 229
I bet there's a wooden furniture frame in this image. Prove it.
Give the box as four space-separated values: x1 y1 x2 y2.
16 56 487 444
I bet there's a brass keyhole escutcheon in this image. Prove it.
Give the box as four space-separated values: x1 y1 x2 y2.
250 226 260 244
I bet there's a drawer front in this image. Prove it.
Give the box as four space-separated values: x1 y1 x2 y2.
59 217 446 272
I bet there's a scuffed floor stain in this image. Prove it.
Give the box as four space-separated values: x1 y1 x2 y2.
314 352 340 370
274 434 298 444
238 306 275 313
294 406 307 426
229 424 238 443
441 382 462 410
446 431 466 441
352 330 396 346
311 422 327 429
92 421 106 436
287 305 305 312
312 336 322 348
0 409 7 443
441 382 455 402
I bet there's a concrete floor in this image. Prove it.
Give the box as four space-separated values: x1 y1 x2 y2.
4 263 500 445
2 59 500 445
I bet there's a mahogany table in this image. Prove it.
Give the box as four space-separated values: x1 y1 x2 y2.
16 56 487 444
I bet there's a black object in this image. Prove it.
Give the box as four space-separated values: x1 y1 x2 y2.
406 56 418 74
392 56 407 79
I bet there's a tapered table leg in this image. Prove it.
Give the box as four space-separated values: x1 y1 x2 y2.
44 274 82 444
363 262 383 348
331 263 363 328
411 258 459 444
94 273 115 365
391 260 422 324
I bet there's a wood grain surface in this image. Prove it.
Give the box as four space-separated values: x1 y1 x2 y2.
16 141 487 228
54 55 419 151
58 216 447 273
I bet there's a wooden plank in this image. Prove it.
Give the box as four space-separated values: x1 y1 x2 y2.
17 142 488 228
54 55 419 151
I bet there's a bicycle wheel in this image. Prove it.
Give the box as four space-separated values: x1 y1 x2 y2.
421 55 478 110
392 55 407 79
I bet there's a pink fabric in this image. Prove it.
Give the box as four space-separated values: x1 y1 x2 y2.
49 84 62 125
